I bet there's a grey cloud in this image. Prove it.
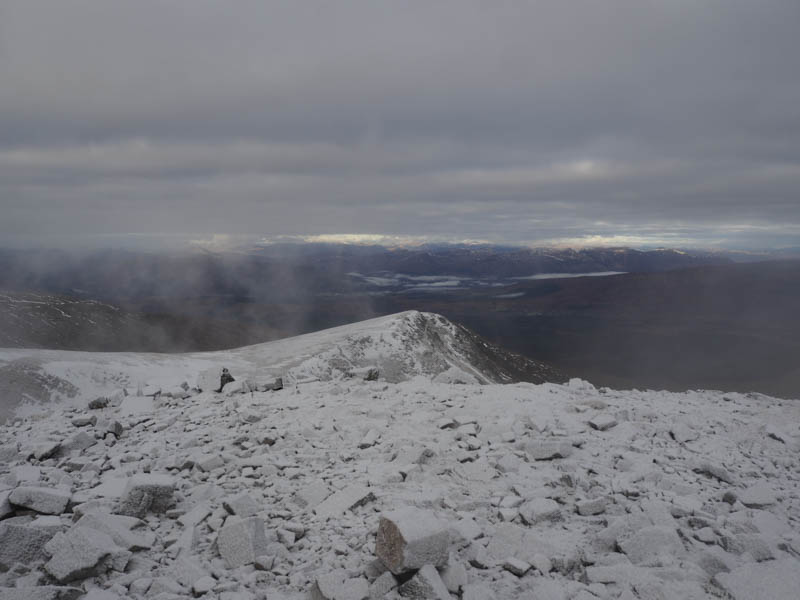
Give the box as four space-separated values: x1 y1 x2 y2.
0 1 799 249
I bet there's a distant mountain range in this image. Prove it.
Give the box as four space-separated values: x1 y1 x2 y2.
1 244 798 397
0 244 733 303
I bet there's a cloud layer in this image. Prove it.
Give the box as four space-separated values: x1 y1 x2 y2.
1 1 799 249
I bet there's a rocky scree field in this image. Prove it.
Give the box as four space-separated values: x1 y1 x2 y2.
0 312 797 600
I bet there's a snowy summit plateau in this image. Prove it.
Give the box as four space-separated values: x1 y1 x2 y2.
0 311 798 600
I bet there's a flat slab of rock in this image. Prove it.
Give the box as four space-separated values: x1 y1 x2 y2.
216 517 270 568
8 486 71 515
117 474 175 517
0 522 55 570
222 492 260 517
739 483 776 508
577 497 607 516
524 440 573 461
693 461 735 484
588 415 617 431
44 526 130 583
295 481 331 510
75 512 153 551
376 508 450 574
313 484 375 519
714 558 800 600
503 557 531 577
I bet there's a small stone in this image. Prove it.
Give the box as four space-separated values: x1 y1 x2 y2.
88 397 109 410
375 508 450 574
222 493 260 518
97 419 124 438
503 557 531 577
254 555 274 571
524 440 573 461
192 575 216 596
695 527 716 544
588 415 617 431
359 429 380 449
693 461 735 484
531 553 552 574
577 498 607 516
519 498 561 525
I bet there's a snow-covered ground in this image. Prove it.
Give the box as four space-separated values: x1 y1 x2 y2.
0 312 798 599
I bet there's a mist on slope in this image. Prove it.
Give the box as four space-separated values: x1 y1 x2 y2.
0 246 798 397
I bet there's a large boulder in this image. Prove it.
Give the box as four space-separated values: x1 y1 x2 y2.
44 526 130 583
375 508 450 575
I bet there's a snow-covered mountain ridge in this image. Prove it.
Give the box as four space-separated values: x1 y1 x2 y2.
0 311 563 421
0 312 798 599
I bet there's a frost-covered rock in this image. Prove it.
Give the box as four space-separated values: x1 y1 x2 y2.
74 512 153 551
222 492 260 517
116 474 174 517
375 508 450 574
314 484 375 519
44 526 130 583
8 486 71 515
397 564 452 599
739 483 777 508
714 558 800 600
310 570 369 600
588 414 617 431
216 517 271 568
524 440 573 460
518 498 561 525
0 523 55 570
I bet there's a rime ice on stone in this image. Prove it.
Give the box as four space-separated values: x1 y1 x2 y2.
116 474 175 518
375 508 450 575
0 523 55 570
216 517 271 568
44 527 130 583
397 564 452 599
8 486 71 515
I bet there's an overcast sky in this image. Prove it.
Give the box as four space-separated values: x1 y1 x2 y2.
1 1 799 250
